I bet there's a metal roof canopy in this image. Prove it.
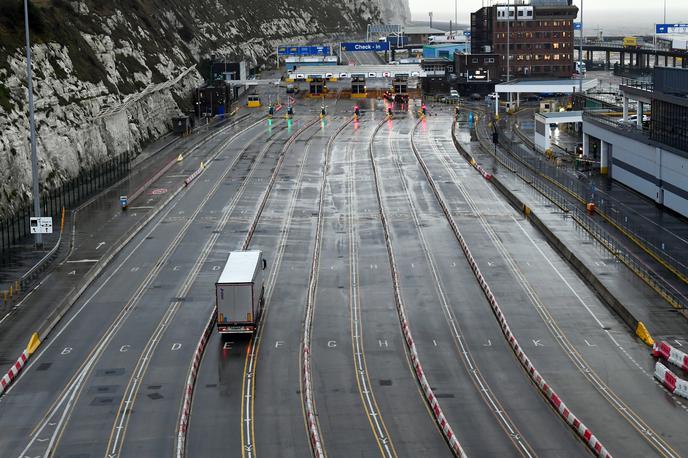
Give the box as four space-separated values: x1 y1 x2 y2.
289 64 426 79
535 111 583 123
495 78 598 94
224 79 281 86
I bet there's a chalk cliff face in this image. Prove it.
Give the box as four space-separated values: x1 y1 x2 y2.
0 0 408 215
377 0 412 25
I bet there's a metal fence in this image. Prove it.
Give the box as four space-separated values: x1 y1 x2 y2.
473 117 688 311
502 116 688 283
0 151 131 256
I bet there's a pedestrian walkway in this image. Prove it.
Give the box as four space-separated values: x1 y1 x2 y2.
510 108 688 290
456 124 688 339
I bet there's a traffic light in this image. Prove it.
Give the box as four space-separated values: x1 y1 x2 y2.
421 104 427 117
387 106 393 119
454 106 460 121
354 105 360 119
320 105 326 118
268 105 274 117
287 105 293 118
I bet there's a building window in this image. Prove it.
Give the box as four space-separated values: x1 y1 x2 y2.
472 58 479 63
553 43 560 49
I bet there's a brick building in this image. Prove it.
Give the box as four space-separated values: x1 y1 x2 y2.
471 0 578 79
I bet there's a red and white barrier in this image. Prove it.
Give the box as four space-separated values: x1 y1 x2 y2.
0 349 29 397
475 163 493 181
401 320 465 455
176 309 216 458
652 341 688 373
414 119 612 458
655 361 688 399
184 165 205 187
369 121 467 457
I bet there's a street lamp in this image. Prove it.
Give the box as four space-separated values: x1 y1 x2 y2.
24 0 42 248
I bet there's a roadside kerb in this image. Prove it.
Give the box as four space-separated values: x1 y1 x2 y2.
425 119 612 458
0 115 265 398
493 112 687 314
301 116 349 458
511 117 688 287
174 116 321 458
176 308 216 457
369 119 467 457
453 118 658 346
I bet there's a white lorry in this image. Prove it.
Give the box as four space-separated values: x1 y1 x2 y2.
215 250 266 334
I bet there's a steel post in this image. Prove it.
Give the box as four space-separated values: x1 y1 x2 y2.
24 0 42 248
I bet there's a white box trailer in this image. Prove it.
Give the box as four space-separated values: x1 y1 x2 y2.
215 250 266 334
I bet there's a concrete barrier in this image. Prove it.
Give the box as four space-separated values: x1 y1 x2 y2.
176 309 216 458
437 120 612 458
450 120 655 348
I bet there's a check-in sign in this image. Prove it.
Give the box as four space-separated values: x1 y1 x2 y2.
341 42 390 52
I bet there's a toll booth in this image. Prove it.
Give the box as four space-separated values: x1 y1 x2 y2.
393 76 408 94
351 75 367 98
309 78 325 95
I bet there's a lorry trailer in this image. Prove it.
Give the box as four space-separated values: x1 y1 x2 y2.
215 250 267 334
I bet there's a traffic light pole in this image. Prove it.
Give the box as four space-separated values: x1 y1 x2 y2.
24 0 42 248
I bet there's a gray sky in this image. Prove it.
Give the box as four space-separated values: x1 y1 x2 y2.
410 0 688 35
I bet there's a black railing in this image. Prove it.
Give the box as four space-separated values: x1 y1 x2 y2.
0 151 131 256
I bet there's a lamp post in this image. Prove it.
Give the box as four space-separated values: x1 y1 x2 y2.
24 0 42 248
428 11 433 29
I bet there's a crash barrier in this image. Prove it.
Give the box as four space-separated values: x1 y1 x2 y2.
301 117 352 458
418 119 612 458
655 361 688 399
453 117 658 348
653 341 688 373
176 309 216 457
369 120 467 457
0 333 41 397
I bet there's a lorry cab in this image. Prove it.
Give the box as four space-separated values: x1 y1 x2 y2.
216 250 267 334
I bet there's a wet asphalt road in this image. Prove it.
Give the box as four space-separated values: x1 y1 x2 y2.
1 99 688 458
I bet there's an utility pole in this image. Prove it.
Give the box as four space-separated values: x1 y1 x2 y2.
24 0 42 248
428 11 433 29
455 0 458 33
579 0 584 94
664 0 667 24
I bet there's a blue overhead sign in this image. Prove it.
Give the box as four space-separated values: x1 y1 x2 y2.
573 22 582 30
463 31 472 37
341 42 390 52
656 23 688 34
278 45 330 56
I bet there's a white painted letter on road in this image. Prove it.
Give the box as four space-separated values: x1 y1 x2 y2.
275 341 284 348
327 340 337 348
120 345 130 352
532 339 543 347
61 347 72 355
171 343 182 351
